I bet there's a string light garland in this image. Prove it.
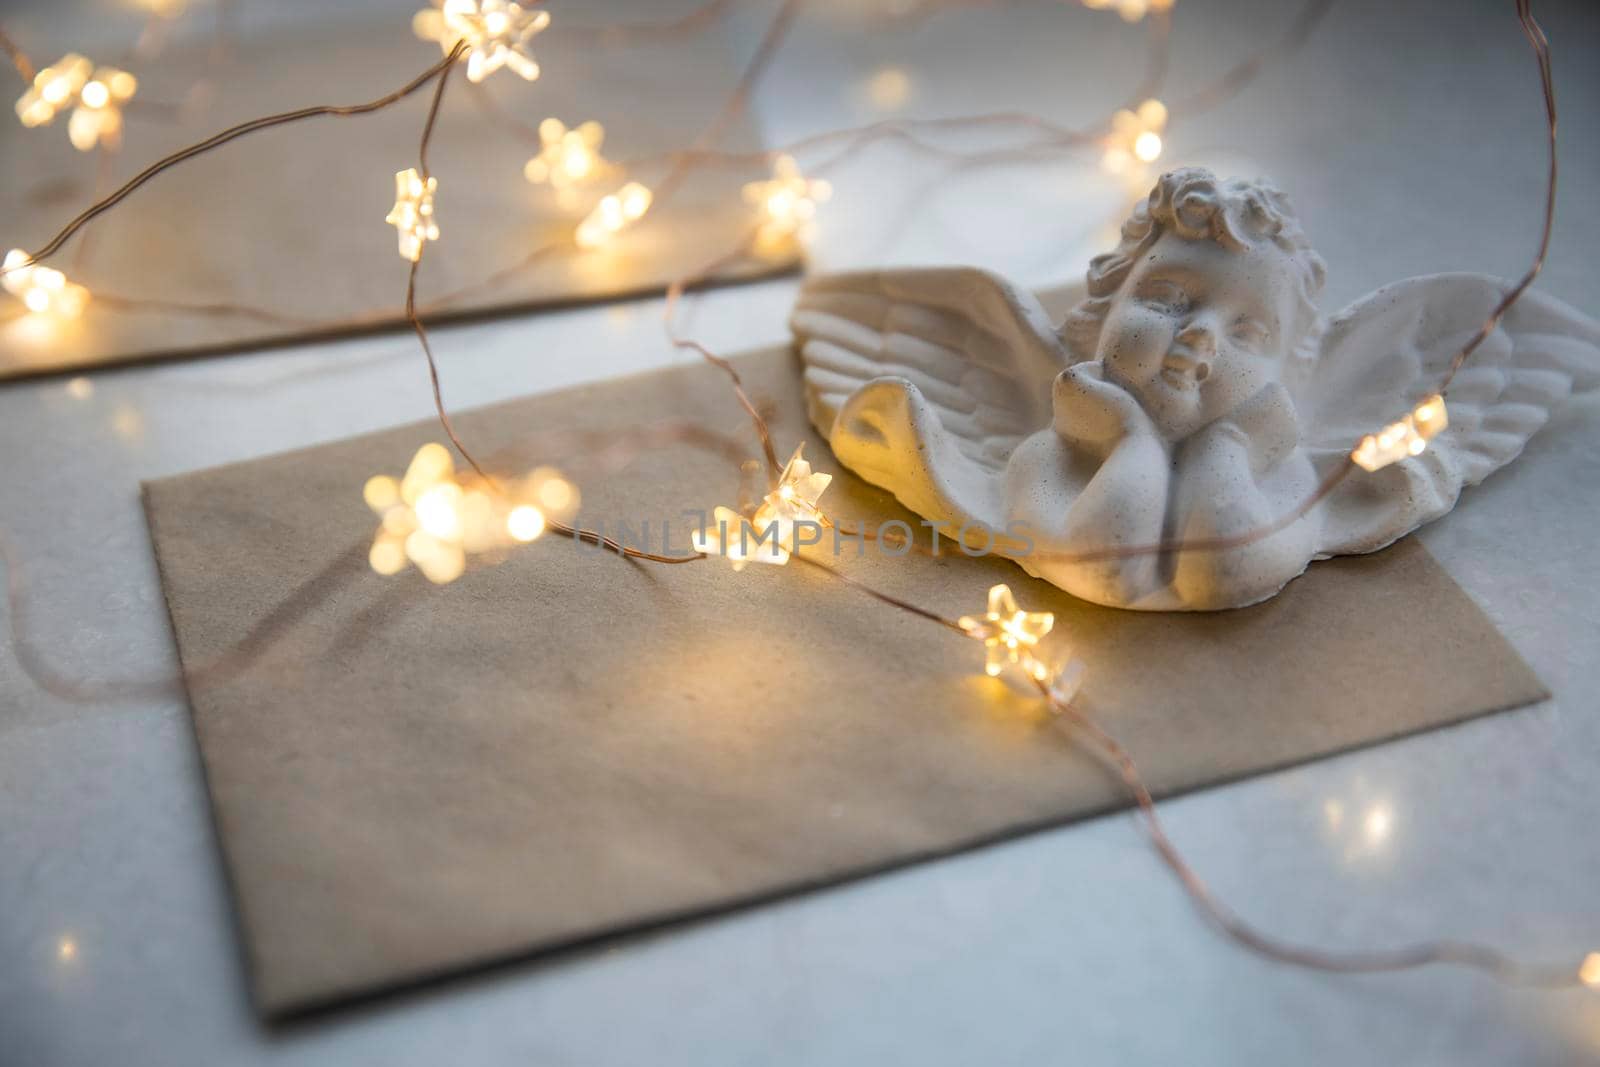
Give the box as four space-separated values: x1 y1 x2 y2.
522 118 610 190
365 441 578 583
1 0 1594 1005
1101 96 1167 173
574 180 654 249
752 443 832 547
413 0 551 84
958 583 1057 682
742 153 832 254
1 249 88 318
14 53 137 151
386 167 440 263
1351 394 1448 472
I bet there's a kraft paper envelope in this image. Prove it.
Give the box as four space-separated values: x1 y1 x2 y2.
0 3 793 380
143 346 1547 1018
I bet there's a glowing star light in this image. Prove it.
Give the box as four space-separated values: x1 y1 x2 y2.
1082 0 1175 22
386 168 439 262
1102 97 1167 174
1351 394 1448 472
692 506 790 571
2 249 89 318
743 155 831 255
523 118 609 191
364 443 578 584
575 181 652 249
751 443 832 549
959 583 1056 682
413 0 551 83
15 55 138 152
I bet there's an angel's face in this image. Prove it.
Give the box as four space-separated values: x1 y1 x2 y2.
1096 231 1301 442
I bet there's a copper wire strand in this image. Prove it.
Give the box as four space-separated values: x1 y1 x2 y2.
552 0 740 47
662 225 783 479
1035 675 1584 988
5 41 470 276
780 534 1588 990
0 25 34 83
402 46 706 564
1439 0 1556 390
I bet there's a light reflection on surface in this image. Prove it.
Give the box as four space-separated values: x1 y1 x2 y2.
863 66 913 111
110 404 145 443
57 935 78 963
1319 780 1398 864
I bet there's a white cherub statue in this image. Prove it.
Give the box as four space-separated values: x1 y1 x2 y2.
791 168 1599 610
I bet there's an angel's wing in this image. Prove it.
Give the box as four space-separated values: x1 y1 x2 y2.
789 267 1072 531
1302 273 1600 556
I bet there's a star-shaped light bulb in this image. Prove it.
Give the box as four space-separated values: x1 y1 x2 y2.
959 583 1056 682
68 67 137 151
15 55 138 152
575 181 653 249
751 443 832 549
743 155 831 255
523 118 610 191
386 168 440 262
365 443 578 584
1102 98 1167 174
414 0 551 83
2 249 89 318
1351 394 1448 472
692 505 791 571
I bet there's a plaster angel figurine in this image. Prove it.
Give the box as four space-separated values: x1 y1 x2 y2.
791 168 1599 610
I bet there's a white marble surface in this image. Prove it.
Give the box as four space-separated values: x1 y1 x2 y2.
2 0 1598 1063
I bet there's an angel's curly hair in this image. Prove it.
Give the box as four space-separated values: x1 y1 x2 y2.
1060 168 1327 366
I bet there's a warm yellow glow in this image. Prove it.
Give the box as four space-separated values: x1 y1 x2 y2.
57 936 77 963
363 474 400 511
1580 952 1600 989
743 155 832 255
366 444 575 582
575 181 653 249
1104 98 1168 173
15 54 91 128
692 505 790 570
414 0 551 83
506 504 546 542
14 54 135 151
386 168 440 262
524 118 609 190
66 376 93 399
533 470 576 514
1363 804 1392 845
1351 394 1448 472
2 249 90 319
369 538 407 576
864 66 912 111
959 584 1056 682
415 483 464 540
1323 799 1344 830
1082 0 1174 20
750 443 832 550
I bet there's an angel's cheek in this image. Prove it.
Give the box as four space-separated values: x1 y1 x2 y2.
1097 304 1171 385
1202 350 1272 420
